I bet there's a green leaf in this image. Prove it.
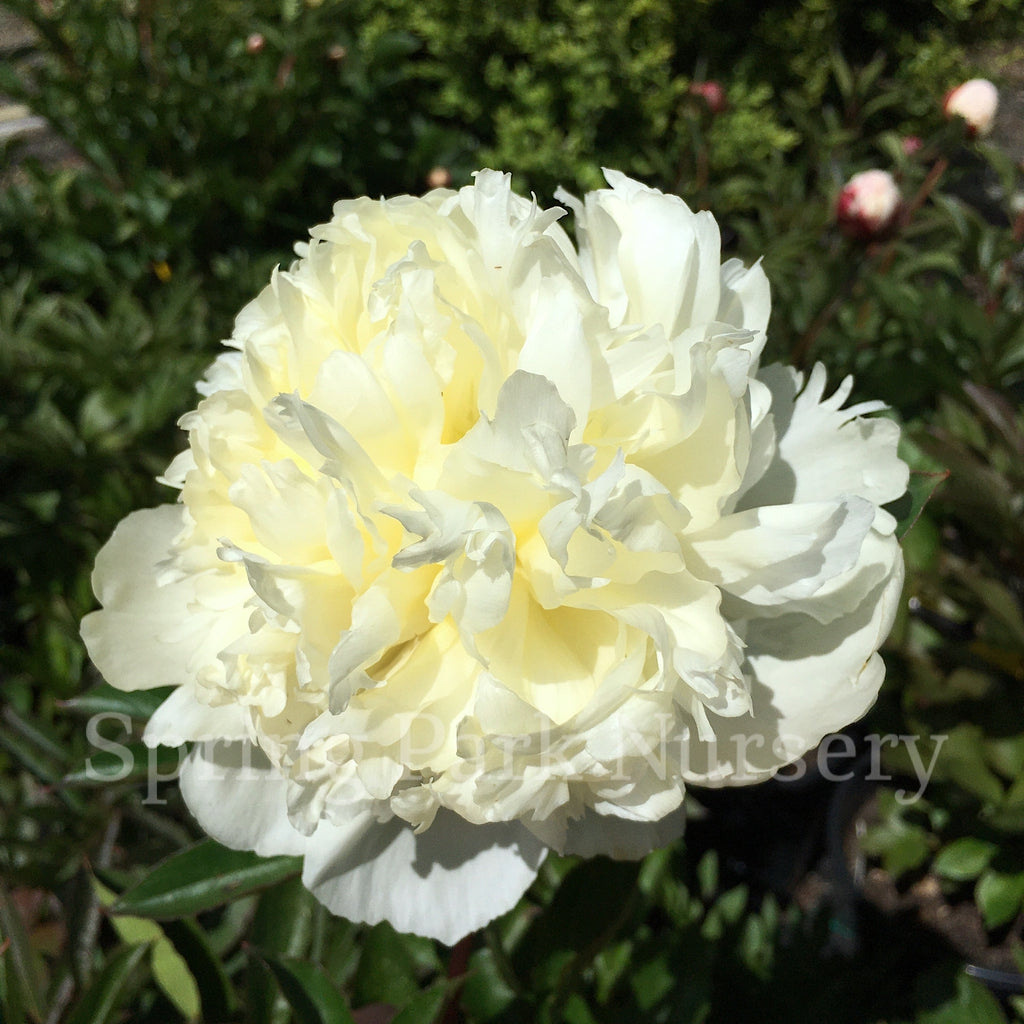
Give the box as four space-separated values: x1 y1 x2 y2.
391 983 448 1024
916 970 1007 1024
829 49 853 100
976 870 1024 930
352 922 423 1007
961 572 1024 648
696 850 718 902
933 838 998 881
888 467 949 541
0 881 45 1024
63 942 150 1024
151 937 202 1022
0 705 69 766
63 742 183 787
561 992 601 1024
94 877 201 1021
592 940 632 1005
630 950 677 1011
461 947 517 1021
60 684 174 719
0 713 65 786
162 919 236 1022
112 840 301 919
259 953 356 1024
246 876 320 1024
863 819 932 878
985 737 1024 782
513 858 640 992
934 726 1007 806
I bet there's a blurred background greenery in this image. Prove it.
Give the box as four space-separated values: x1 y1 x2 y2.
2 0 1024 1021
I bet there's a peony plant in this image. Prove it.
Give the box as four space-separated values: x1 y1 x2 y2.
82 170 907 944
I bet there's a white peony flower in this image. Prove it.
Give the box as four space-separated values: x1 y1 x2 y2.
81 170 907 944
943 78 999 137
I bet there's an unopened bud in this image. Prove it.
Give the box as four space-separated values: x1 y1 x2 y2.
327 44 347 61
426 166 452 189
943 78 998 138
246 33 265 55
689 81 726 115
901 135 922 156
836 169 901 240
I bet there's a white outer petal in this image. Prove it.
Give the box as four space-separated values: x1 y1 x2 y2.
302 809 546 945
143 686 250 746
739 363 909 509
81 506 250 691
179 742 309 857
717 257 771 341
682 534 904 784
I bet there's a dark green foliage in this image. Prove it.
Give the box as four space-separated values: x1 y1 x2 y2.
3 0 1024 1020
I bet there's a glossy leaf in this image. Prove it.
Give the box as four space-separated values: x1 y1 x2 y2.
63 942 150 1024
63 742 184 787
933 838 998 882
0 882 45 1024
259 952 356 1024
246 876 319 1024
461 947 518 1021
352 923 422 1008
60 683 174 719
162 919 236 1022
916 971 1007 1024
889 467 949 542
513 858 641 992
390 983 448 1024
975 870 1024 930
94 877 201 1021
111 840 301 919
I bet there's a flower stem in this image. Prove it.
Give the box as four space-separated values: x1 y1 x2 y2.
439 931 476 1024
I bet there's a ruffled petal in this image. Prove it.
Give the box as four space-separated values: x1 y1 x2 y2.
685 497 876 605
740 364 909 509
560 169 722 336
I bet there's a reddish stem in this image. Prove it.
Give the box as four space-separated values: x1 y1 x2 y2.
438 932 475 1024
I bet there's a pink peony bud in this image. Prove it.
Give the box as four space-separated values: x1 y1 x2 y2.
689 81 726 115
836 169 901 240
901 135 922 156
943 78 998 137
245 32 265 55
426 166 453 189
